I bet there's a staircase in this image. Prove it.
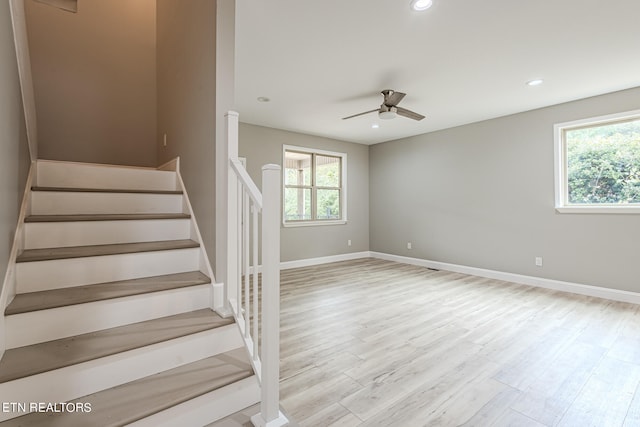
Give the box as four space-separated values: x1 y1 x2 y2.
0 160 260 426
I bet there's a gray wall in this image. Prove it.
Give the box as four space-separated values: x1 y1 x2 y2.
25 0 157 166
1 0 30 286
239 123 370 262
156 0 217 270
370 86 640 293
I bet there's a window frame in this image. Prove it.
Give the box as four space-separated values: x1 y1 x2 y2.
282 145 347 227
554 109 640 214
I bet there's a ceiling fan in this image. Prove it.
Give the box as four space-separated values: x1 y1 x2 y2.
342 89 425 121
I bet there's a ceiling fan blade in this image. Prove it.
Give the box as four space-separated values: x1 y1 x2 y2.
385 91 406 107
396 106 425 121
342 108 380 120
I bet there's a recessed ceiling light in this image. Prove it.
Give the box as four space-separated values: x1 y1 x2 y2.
527 79 544 86
411 0 433 11
372 123 380 129
257 96 270 102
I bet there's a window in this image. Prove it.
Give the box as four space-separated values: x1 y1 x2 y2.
554 109 640 213
283 145 347 226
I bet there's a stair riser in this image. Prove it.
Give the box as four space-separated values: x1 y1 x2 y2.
16 248 201 293
130 376 261 427
24 219 191 249
37 161 178 191
0 326 242 422
31 192 184 215
5 285 213 349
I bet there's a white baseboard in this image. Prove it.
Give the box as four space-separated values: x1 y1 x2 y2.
280 251 372 270
236 250 640 306
370 251 640 305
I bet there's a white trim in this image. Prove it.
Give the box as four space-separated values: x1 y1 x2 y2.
276 250 640 305
369 252 640 305
555 109 640 131
283 220 347 228
0 161 35 359
283 144 348 160
173 161 217 283
169 157 220 313
555 206 640 214
554 109 640 213
280 251 371 270
553 120 565 209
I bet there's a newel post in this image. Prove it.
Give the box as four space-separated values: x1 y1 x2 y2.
225 111 239 316
252 164 288 427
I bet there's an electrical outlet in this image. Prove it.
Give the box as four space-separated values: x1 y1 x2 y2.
348 239 352 246
407 242 412 250
535 256 543 267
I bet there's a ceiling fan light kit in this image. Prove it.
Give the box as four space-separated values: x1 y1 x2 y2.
379 107 398 120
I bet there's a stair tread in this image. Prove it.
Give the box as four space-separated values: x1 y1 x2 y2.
31 186 183 195
24 213 191 223
16 239 200 263
6 271 211 315
0 348 253 427
0 309 234 384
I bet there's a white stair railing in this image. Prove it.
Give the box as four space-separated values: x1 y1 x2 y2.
225 111 289 427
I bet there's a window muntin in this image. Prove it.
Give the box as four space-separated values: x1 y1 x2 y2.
555 110 640 213
283 146 346 225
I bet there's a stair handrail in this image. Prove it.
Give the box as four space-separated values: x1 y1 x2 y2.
230 159 262 208
225 111 289 427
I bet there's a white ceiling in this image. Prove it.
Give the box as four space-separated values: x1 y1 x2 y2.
235 0 640 145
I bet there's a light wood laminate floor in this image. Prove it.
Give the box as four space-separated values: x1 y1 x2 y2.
277 258 640 427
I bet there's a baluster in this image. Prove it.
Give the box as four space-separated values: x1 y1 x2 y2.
244 192 250 339
252 204 259 360
237 181 242 315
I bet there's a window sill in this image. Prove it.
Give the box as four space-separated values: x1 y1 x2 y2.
555 205 640 214
283 220 347 228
